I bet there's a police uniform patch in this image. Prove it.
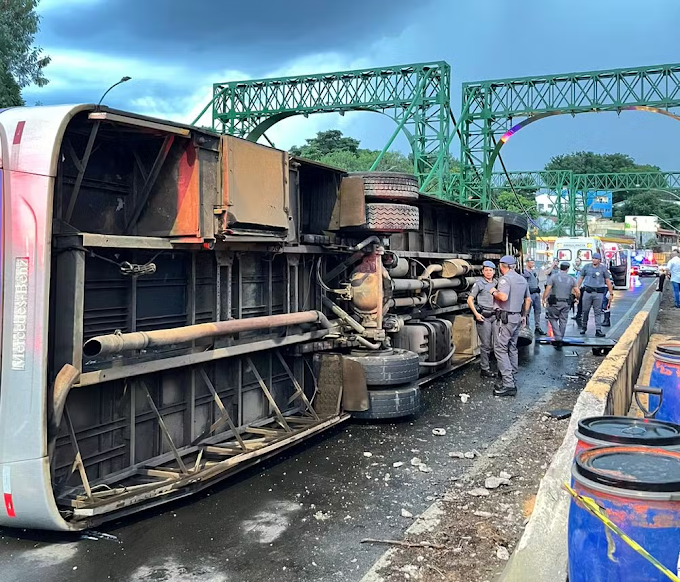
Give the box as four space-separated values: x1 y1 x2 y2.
500 279 506 284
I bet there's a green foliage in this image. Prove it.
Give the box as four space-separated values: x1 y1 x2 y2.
613 191 680 227
290 129 461 181
290 130 359 158
545 151 643 174
0 0 50 107
544 151 663 203
495 191 538 218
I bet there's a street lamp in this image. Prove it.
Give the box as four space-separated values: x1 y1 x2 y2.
96 76 132 109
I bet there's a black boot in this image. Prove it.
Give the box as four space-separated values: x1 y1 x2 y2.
603 312 611 327
596 330 606 338
535 326 547 336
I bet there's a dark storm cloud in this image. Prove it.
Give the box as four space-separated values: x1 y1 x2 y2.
40 0 422 73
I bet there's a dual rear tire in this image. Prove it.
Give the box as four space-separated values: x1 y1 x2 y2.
346 348 422 420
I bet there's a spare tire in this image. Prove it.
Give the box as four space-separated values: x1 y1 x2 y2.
365 203 419 232
350 172 419 202
345 348 420 387
351 384 421 420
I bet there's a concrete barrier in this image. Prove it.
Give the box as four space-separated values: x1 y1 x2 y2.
498 289 661 582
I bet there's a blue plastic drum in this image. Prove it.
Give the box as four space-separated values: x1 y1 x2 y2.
649 343 680 423
568 445 680 582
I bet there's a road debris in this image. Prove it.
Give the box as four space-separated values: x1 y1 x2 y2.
484 476 511 489
401 508 414 518
410 457 423 466
499 470 512 480
473 510 493 518
448 451 465 459
432 428 447 436
363 452 373 458
496 546 510 561
361 538 446 550
418 464 432 473
393 461 405 468
459 393 470 403
467 487 490 497
464 451 476 459
313 511 331 521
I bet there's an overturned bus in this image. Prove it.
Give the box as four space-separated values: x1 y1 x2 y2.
0 105 526 530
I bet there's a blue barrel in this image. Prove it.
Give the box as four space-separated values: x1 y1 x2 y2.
649 343 680 423
568 445 680 582
575 416 680 455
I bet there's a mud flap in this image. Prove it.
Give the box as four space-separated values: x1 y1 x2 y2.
341 358 370 412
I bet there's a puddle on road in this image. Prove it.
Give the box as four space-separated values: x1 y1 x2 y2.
130 558 229 582
18 541 79 566
240 500 302 544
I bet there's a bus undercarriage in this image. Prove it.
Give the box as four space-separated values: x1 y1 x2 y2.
0 106 526 530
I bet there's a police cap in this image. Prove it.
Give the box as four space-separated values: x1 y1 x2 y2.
482 260 496 269
592 252 602 260
560 262 570 270
499 255 517 265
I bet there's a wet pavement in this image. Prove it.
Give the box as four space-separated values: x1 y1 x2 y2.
0 280 654 582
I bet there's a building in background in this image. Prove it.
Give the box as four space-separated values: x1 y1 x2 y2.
586 191 613 218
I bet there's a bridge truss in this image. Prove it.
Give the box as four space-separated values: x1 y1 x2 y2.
194 62 453 195
194 60 680 232
460 63 680 209
476 171 680 236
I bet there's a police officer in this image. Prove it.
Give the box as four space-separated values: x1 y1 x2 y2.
490 255 531 397
522 258 546 336
576 252 614 337
542 262 580 349
467 260 497 378
572 258 585 323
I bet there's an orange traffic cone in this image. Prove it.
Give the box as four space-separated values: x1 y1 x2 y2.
548 321 554 338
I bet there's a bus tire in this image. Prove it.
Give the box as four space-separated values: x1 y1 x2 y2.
350 172 419 202
345 348 420 387
351 384 421 420
365 203 419 232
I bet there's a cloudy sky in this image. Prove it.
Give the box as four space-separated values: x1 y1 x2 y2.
24 0 680 170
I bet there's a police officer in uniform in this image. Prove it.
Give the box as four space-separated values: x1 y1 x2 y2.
490 255 531 397
576 253 614 337
467 260 497 378
542 262 580 349
522 258 546 336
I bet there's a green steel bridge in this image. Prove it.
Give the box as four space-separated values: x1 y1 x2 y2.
193 61 680 235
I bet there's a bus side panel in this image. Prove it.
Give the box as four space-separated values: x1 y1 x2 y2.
0 458 75 530
0 170 53 464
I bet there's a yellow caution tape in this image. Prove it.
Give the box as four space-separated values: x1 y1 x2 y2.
564 482 680 582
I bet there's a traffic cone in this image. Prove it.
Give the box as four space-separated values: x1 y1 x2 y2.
548 321 554 338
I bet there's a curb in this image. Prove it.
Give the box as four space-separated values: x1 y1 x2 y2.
497 287 661 582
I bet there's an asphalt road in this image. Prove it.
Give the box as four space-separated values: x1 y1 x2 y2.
0 279 655 582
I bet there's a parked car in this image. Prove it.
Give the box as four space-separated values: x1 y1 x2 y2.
639 264 660 277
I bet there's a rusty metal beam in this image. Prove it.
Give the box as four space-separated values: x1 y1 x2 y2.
275 351 319 420
65 121 100 223
125 135 174 233
246 357 292 432
193 369 246 450
142 382 188 474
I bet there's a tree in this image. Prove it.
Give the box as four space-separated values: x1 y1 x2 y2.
613 191 680 229
0 0 50 107
544 151 662 203
495 191 538 218
290 130 359 158
289 129 462 183
545 152 640 174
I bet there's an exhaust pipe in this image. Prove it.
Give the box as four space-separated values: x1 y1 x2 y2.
84 310 332 357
